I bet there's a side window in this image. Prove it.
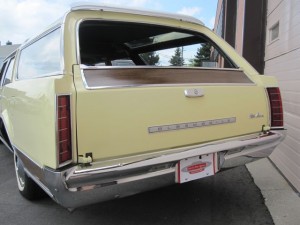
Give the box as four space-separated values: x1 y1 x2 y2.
18 28 61 79
3 58 15 85
0 61 8 83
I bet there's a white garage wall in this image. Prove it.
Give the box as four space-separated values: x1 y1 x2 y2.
265 0 300 192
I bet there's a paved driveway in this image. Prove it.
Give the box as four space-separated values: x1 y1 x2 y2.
0 144 274 225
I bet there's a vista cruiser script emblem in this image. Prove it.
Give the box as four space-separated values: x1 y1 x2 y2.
148 117 236 134
249 112 264 119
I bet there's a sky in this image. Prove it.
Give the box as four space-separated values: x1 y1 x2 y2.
0 0 218 45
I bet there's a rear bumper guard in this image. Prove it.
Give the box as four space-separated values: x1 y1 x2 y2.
25 130 286 208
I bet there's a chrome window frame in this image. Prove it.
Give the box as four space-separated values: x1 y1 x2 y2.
1 50 18 85
0 61 9 87
1 57 16 86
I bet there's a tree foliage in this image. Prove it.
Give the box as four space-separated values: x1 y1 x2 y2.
169 47 184 66
193 43 211 67
140 52 160 65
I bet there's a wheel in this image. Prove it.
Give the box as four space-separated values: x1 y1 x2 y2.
14 151 46 200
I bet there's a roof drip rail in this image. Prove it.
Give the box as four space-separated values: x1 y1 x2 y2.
70 3 205 26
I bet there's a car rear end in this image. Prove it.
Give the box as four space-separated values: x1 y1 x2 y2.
45 6 285 208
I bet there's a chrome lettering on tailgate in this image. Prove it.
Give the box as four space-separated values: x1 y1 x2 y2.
148 117 236 133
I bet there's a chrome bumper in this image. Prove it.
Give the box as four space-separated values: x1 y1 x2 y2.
33 130 286 208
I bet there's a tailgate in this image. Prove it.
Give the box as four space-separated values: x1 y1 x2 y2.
75 68 269 161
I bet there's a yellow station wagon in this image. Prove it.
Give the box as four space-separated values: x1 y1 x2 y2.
0 4 285 209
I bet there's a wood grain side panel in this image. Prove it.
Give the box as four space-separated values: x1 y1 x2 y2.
83 68 253 88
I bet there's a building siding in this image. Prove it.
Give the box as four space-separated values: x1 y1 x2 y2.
0 44 20 66
214 0 266 72
235 0 245 54
265 0 300 192
243 0 267 74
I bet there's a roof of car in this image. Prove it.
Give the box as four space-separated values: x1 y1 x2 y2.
70 3 205 26
19 4 205 51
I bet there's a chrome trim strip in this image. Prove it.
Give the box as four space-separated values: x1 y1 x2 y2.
16 72 64 81
80 65 243 71
75 135 254 174
265 88 272 128
0 57 13 87
72 131 285 175
0 61 9 85
70 4 205 26
19 24 62 51
43 165 176 208
271 126 285 129
13 147 53 198
148 117 236 134
60 23 65 74
24 167 54 198
82 81 255 90
11 49 20 82
80 67 255 90
70 167 175 192
116 168 174 184
80 68 89 88
75 19 82 65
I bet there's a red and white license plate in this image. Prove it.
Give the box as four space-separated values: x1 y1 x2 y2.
175 153 216 183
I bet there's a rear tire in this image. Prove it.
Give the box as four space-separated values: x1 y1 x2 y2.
14 151 46 200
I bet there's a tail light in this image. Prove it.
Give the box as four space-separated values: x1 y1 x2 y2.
57 95 72 166
267 88 284 128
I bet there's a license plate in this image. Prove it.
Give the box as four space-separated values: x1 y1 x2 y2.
175 153 216 183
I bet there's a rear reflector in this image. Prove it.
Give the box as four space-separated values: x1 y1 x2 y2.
267 88 284 128
57 95 72 165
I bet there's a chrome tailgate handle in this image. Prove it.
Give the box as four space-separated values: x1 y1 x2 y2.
184 88 205 98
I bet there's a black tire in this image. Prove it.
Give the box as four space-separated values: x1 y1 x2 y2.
14 152 46 200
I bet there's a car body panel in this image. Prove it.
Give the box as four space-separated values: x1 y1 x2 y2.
75 74 270 160
0 5 285 208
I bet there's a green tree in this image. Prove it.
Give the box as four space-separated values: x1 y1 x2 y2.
140 52 160 65
169 47 184 66
193 43 211 67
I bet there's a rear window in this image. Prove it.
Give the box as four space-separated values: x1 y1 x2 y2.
78 21 236 69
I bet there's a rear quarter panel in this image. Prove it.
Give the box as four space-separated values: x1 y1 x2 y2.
1 75 76 168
